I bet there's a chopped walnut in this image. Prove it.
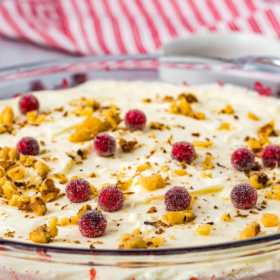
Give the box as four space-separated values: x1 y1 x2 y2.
35 161 50 178
0 107 14 125
18 195 31 211
248 171 269 189
29 216 58 244
7 166 25 181
3 181 21 200
117 178 133 191
149 122 170 130
247 112 260 121
240 222 261 240
219 104 234 115
40 178 60 203
248 137 270 155
139 174 166 191
147 206 157 214
196 224 213 235
161 210 195 226
200 154 214 170
216 123 230 131
30 196 47 216
137 162 152 172
258 120 277 138
119 233 147 249
119 138 137 153
102 109 121 130
261 213 279 227
146 236 164 248
221 213 232 222
178 93 198 103
174 169 188 176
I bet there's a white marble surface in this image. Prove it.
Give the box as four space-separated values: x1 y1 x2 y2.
0 37 74 68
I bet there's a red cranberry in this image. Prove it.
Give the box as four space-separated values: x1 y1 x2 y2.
97 185 124 212
231 148 255 171
165 186 192 211
16 137 40 156
230 183 258 209
66 178 91 203
30 81 45 91
19 94 39 114
93 133 116 157
261 144 280 167
72 73 88 85
78 210 107 238
124 109 146 132
171 141 195 164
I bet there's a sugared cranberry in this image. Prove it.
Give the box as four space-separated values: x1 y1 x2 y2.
97 185 124 212
30 81 45 91
261 144 280 167
78 210 107 238
66 178 91 203
231 148 255 171
165 186 192 211
171 141 195 164
124 109 146 132
72 73 88 85
94 133 116 157
16 137 40 156
19 94 39 114
230 183 258 209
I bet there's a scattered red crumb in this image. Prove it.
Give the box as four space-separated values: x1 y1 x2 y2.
190 277 197 280
13 93 21 98
217 81 224 86
62 78 68 88
90 268 96 280
254 81 272 97
183 81 188 86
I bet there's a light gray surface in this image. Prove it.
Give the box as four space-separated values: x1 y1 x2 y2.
0 37 74 68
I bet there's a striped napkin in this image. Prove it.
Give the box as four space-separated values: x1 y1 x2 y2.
0 0 280 55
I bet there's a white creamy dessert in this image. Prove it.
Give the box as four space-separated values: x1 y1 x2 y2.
0 80 280 279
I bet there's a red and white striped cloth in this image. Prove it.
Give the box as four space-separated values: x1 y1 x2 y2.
1 0 280 55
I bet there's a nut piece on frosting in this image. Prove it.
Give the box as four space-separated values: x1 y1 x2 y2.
29 216 58 244
146 236 164 248
261 213 279 227
249 171 269 189
196 224 213 236
40 178 60 203
3 181 21 200
221 213 232 222
17 195 31 211
30 196 47 216
7 166 25 181
0 106 14 125
240 221 261 240
119 233 147 249
35 161 50 178
161 210 195 226
138 174 166 191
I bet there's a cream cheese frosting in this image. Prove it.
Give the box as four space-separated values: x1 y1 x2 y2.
0 80 280 252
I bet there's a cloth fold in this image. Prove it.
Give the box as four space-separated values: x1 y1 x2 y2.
0 0 280 55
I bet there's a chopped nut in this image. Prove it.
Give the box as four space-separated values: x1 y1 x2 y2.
139 174 166 191
174 169 188 176
119 233 147 249
69 129 94 143
40 178 60 203
247 112 260 121
145 236 164 248
261 213 279 227
265 190 274 199
191 141 212 147
19 154 36 167
117 178 133 191
161 210 195 226
8 195 19 207
18 195 31 211
178 93 198 103
248 137 270 155
7 166 25 181
147 206 157 214
240 222 261 240
0 106 14 125
119 138 137 153
196 224 213 235
35 161 50 178
30 196 47 216
258 120 277 139
221 213 231 222
137 162 152 172
3 181 20 200
29 216 58 243
216 123 230 131
249 171 269 189
219 104 234 115
201 154 214 170
149 122 170 130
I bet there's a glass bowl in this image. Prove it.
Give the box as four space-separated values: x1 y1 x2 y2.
1 55 280 280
